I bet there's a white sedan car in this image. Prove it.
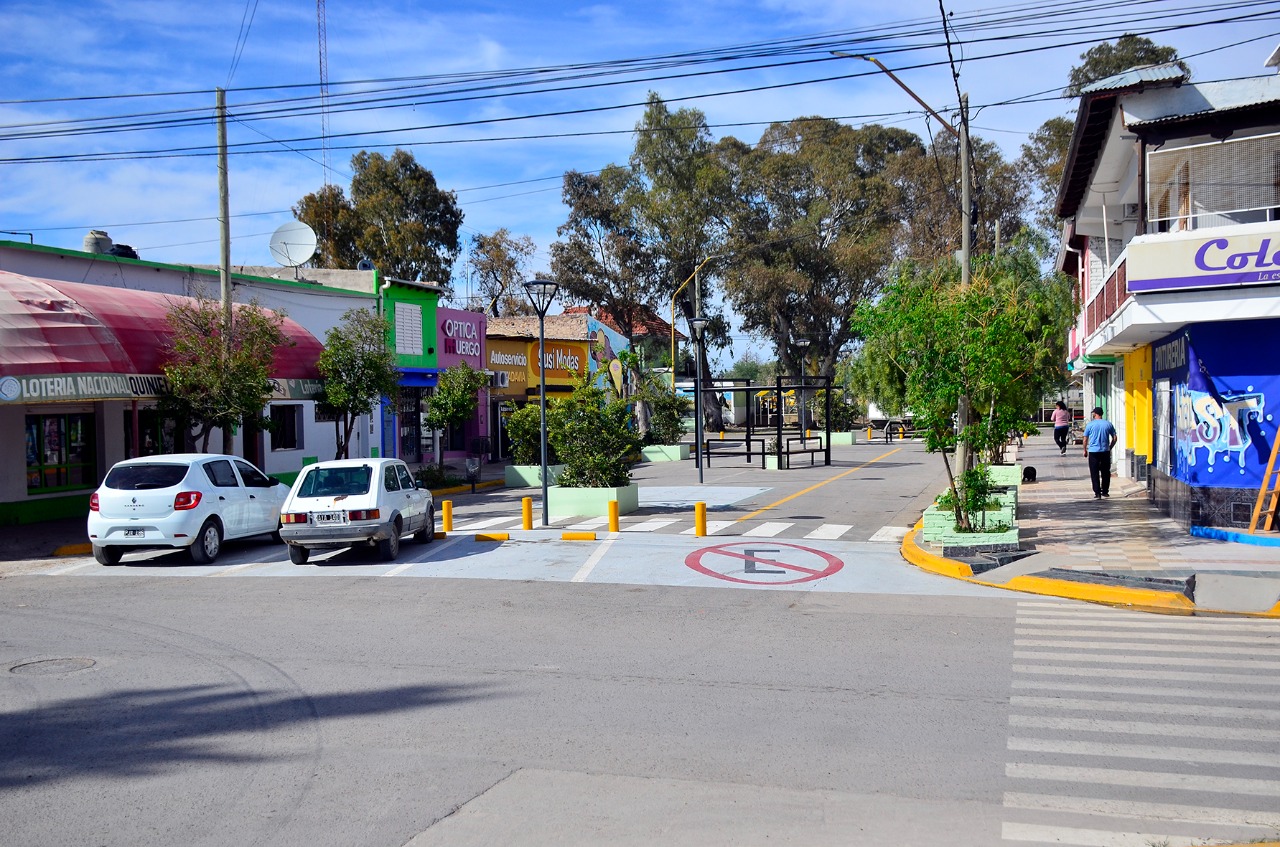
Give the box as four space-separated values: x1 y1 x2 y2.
278 458 434 564
87 453 289 565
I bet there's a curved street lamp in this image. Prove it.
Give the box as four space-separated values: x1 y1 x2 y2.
523 279 559 528
689 316 711 484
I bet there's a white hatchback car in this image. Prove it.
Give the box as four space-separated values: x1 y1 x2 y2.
278 458 434 564
88 453 289 565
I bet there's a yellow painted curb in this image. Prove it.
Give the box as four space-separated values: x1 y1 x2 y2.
900 525 1196 615
435 483 504 498
55 543 92 557
474 532 509 542
561 531 597 541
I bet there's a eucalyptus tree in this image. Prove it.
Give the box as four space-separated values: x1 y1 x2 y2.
469 228 537 317
719 118 918 381
294 148 463 281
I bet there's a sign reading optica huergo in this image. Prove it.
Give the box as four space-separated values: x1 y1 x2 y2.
1127 226 1280 293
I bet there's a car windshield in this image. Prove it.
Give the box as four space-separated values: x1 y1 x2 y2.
104 463 188 491
297 465 373 498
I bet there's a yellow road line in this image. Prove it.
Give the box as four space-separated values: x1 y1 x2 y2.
735 447 903 523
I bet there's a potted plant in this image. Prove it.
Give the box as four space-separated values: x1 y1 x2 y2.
503 401 565 488
545 378 643 516
764 437 785 470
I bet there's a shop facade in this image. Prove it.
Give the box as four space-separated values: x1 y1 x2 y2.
1055 60 1280 529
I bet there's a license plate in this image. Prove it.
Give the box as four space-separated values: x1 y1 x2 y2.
124 529 145 538
313 511 345 525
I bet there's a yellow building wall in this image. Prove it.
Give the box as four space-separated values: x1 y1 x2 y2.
1124 346 1153 461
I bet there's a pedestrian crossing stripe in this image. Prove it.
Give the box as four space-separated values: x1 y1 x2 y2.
451 515 895 541
1002 600 1280 846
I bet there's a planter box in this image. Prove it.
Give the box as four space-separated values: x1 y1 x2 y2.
640 444 690 462
922 503 1016 544
764 455 785 470
987 464 1022 488
548 483 639 517
828 431 857 446
504 464 565 488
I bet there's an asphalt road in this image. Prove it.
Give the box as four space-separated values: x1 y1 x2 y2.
3 442 1278 846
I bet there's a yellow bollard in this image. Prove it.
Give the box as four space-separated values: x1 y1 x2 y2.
608 500 620 533
695 502 707 537
522 497 533 531
719 431 724 440
866 425 873 439
442 500 453 532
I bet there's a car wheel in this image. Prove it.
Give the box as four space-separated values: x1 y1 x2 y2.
93 545 124 566
288 545 310 565
189 519 222 564
377 519 402 562
271 524 283 544
413 504 435 543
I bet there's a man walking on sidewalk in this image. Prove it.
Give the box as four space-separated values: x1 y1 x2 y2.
1083 406 1118 499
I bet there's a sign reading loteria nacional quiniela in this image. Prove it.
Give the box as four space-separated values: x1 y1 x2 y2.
1127 226 1280 293
0 373 323 405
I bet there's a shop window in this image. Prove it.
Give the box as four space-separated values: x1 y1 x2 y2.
123 409 178 458
270 404 302 451
26 413 96 492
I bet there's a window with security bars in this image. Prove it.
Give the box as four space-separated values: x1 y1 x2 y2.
1152 131 1280 229
1147 132 1280 231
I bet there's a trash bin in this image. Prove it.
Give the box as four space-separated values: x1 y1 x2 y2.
465 457 481 482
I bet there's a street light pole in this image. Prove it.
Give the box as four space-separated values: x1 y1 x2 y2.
689 316 710 484
795 337 810 431
833 51 974 466
523 279 559 528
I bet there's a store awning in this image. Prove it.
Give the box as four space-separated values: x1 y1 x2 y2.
0 271 324 403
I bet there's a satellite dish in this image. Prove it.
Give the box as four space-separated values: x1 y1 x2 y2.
357 259 375 271
268 221 318 267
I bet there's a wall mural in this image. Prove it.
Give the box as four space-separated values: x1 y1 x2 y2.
1157 320 1279 489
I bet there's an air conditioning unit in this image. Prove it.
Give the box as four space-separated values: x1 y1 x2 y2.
490 371 510 388
1122 203 1140 221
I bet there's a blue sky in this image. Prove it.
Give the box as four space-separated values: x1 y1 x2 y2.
3 0 1279 345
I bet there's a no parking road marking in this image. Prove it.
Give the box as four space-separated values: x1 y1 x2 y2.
685 541 843 586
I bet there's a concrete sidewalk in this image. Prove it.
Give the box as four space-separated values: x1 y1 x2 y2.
902 434 1280 617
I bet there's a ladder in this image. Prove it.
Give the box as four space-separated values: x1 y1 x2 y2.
1248 430 1280 533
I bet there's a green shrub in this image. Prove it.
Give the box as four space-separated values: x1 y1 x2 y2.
506 402 557 466
413 463 465 489
548 379 641 488
643 388 690 446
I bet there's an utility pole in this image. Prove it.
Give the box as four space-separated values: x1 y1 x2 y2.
832 52 975 473
217 87 233 455
956 93 972 474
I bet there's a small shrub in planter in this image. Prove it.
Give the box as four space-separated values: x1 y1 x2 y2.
506 402 558 466
642 387 691 447
548 378 641 488
414 463 465 489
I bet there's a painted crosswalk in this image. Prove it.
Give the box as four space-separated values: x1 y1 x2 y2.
1001 600 1280 846
449 514 903 541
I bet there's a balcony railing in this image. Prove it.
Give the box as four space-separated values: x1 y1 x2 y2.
1083 256 1128 341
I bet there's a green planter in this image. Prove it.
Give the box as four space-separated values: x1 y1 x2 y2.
547 483 640 517
829 431 857 445
504 464 565 488
640 444 690 462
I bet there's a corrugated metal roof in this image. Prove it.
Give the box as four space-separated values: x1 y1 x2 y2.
1079 62 1187 94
